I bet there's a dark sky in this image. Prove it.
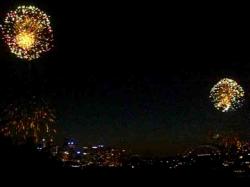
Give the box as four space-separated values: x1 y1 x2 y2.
1 1 250 156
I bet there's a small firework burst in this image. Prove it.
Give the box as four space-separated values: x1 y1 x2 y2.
209 78 244 112
0 97 56 144
0 5 54 61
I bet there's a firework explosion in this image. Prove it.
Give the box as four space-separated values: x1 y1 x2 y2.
0 5 53 60
210 78 244 112
0 97 56 144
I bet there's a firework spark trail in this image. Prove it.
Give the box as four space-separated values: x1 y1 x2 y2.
0 98 56 144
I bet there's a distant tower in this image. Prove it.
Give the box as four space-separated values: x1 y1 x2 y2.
63 137 77 149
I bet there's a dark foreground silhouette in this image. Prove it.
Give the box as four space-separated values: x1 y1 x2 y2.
0 136 247 184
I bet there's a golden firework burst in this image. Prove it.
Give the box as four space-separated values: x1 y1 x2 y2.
210 78 244 112
0 5 54 60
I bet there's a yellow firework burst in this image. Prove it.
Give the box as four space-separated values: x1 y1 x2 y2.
0 5 54 61
209 78 244 112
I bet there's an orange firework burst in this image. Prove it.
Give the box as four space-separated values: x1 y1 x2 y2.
0 5 54 61
0 97 56 144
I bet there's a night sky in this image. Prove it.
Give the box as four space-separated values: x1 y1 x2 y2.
1 1 250 156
